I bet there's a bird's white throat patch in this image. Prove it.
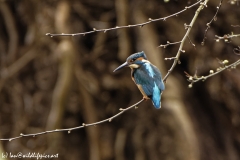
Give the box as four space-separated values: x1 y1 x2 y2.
141 59 149 63
129 64 140 68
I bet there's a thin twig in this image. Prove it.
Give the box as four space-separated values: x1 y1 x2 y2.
159 33 196 49
187 36 196 49
202 0 223 45
45 0 203 37
159 41 182 48
0 99 145 141
163 0 209 82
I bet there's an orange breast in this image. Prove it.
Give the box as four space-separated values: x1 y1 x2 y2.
136 84 149 99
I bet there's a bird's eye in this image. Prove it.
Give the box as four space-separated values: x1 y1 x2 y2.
130 58 137 62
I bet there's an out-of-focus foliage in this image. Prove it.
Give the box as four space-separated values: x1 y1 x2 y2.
0 0 240 160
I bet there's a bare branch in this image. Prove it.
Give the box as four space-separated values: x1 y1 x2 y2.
45 0 203 37
186 59 240 87
0 99 145 141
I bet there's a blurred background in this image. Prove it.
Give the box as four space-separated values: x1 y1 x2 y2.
0 0 240 160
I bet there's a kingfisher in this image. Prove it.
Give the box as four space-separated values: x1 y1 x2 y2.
113 51 165 109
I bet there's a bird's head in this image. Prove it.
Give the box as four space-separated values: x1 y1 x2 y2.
113 51 148 72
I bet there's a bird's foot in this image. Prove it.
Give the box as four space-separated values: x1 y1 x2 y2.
143 96 149 101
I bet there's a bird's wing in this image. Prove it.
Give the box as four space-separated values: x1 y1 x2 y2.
133 64 164 95
133 68 155 96
151 65 165 91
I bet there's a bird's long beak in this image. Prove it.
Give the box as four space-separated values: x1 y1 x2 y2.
113 62 128 72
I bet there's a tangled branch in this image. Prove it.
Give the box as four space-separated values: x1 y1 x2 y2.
162 0 209 82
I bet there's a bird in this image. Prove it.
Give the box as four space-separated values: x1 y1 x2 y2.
113 51 165 109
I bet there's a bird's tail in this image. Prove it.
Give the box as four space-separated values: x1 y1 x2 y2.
151 92 161 109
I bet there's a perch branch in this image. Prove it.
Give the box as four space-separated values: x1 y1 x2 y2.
0 99 144 141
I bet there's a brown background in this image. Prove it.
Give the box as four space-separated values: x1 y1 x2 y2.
0 0 240 160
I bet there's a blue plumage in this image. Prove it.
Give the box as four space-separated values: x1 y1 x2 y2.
113 51 165 109
152 82 160 108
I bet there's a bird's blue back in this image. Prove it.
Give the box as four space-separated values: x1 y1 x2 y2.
132 62 165 109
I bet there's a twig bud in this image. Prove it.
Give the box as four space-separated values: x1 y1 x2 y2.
222 60 229 64
188 84 193 88
201 76 206 81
